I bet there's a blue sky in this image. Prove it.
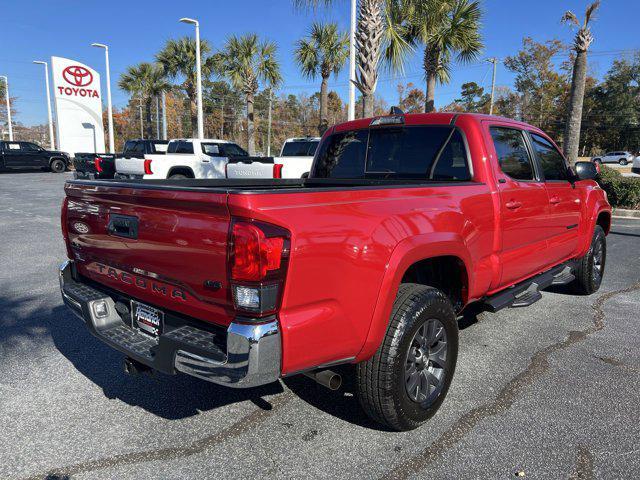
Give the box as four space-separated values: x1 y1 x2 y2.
2 0 639 126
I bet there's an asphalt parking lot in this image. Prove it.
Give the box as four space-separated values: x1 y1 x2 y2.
1 171 639 480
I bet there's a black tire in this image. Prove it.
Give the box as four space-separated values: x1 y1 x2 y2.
572 225 606 295
169 173 188 179
619 158 628 166
50 159 66 173
356 284 458 431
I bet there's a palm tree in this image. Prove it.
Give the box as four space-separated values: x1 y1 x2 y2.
354 0 385 118
156 37 214 137
561 1 600 164
293 0 387 119
295 22 349 134
118 63 170 138
213 34 281 155
387 0 483 112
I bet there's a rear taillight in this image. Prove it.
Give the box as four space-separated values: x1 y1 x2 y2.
94 157 103 173
61 196 72 259
144 158 153 175
273 163 283 178
229 219 290 317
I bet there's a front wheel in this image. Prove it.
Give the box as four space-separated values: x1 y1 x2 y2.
50 159 66 173
572 225 606 295
619 158 629 166
356 284 458 431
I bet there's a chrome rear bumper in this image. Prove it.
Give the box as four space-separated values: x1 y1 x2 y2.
58 260 281 388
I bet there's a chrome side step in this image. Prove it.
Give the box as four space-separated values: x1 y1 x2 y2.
485 264 573 312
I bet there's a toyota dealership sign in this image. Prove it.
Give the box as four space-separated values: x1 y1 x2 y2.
51 56 105 155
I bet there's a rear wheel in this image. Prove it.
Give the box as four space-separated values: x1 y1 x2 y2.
50 159 66 173
572 225 606 294
169 173 187 179
356 284 458 431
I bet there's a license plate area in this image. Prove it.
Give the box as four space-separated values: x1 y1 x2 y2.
131 300 164 338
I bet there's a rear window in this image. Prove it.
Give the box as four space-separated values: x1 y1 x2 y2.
281 140 319 157
168 141 194 154
201 142 248 157
312 126 471 181
151 141 169 153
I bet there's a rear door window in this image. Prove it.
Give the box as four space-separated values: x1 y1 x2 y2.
530 133 568 181
168 141 194 154
490 127 535 181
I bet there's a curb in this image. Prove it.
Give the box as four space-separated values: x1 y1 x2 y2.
612 208 640 219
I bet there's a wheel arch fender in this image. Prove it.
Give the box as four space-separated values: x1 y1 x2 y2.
577 191 612 258
355 232 473 362
167 165 195 178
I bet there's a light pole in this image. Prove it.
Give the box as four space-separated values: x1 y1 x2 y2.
91 43 115 153
1 76 13 141
348 0 357 121
33 61 55 149
486 57 498 115
180 17 204 139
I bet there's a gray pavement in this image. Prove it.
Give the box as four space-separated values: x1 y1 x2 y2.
1 171 639 480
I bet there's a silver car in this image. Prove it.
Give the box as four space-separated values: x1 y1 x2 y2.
592 151 634 165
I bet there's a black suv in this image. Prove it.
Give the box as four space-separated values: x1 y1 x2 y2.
0 141 70 173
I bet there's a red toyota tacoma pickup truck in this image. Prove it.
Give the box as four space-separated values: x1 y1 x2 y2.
58 112 610 431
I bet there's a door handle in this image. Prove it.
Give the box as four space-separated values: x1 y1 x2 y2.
550 196 561 205
505 200 522 210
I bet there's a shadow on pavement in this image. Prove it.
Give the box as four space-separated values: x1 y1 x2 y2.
0 291 284 421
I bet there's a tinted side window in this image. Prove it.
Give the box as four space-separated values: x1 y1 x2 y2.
123 141 136 153
530 133 568 181
490 127 534 180
313 130 368 178
168 141 194 154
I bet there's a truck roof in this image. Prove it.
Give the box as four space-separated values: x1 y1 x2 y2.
332 112 541 133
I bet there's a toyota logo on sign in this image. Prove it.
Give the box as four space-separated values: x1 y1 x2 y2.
63 66 93 87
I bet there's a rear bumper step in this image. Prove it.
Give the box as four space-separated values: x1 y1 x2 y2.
58 260 281 388
485 264 574 312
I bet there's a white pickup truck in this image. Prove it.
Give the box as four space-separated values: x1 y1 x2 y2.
115 138 251 180
226 137 320 179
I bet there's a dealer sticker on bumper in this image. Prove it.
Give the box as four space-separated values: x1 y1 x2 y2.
131 301 164 337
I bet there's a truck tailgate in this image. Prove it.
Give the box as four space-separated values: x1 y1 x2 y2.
226 157 276 179
115 156 145 175
64 182 234 326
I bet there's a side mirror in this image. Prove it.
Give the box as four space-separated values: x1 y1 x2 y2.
574 161 598 181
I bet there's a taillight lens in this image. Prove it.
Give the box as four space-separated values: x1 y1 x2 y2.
229 219 290 317
94 157 103 173
144 158 153 175
61 196 73 259
273 163 283 178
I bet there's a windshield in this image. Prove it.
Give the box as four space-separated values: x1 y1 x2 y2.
281 140 319 157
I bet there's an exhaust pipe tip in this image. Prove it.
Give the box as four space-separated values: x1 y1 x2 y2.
304 369 342 390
